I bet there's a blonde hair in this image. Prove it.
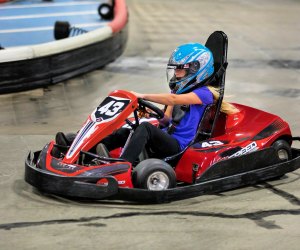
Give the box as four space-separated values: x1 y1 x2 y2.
207 86 239 115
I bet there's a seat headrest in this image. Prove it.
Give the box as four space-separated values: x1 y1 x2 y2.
205 31 228 77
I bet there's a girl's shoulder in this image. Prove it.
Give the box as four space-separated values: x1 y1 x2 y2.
192 86 213 105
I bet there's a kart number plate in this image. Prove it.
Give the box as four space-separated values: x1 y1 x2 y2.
93 96 130 122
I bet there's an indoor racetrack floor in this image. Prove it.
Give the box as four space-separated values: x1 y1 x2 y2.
0 0 299 249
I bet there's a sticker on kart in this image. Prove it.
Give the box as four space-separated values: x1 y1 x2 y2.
199 140 225 148
91 96 130 123
228 142 258 159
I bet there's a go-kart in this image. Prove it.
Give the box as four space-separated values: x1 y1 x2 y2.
25 31 300 203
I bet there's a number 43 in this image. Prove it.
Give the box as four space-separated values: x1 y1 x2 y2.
97 101 125 116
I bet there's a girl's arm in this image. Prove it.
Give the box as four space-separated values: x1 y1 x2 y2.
131 91 202 106
164 105 173 119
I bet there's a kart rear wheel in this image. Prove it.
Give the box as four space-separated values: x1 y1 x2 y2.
272 139 292 162
132 159 176 190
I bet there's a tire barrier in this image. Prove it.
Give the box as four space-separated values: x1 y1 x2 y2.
0 0 128 94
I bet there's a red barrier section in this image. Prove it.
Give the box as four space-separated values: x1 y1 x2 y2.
109 0 128 33
0 0 11 3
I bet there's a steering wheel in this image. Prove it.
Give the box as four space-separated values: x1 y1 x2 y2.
138 98 164 120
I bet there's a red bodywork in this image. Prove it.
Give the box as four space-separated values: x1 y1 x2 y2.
42 90 292 187
175 103 291 183
43 90 138 188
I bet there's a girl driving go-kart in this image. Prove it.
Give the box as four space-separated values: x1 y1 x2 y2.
25 31 300 203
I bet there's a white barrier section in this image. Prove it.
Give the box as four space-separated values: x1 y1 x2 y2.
0 46 35 62
0 26 113 63
33 26 113 57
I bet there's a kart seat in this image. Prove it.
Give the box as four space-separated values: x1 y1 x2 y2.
164 31 228 164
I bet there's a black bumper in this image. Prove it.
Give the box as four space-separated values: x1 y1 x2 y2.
118 148 300 203
25 148 300 203
25 153 119 199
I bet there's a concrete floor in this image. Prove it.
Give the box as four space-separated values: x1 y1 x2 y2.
0 0 299 249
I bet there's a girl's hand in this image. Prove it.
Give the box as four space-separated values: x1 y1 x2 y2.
131 91 145 99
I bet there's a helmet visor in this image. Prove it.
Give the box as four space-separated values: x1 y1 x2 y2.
167 61 200 84
167 65 189 84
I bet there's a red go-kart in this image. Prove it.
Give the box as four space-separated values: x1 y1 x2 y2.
25 31 300 203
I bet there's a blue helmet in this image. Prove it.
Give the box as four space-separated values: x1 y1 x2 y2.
167 43 214 94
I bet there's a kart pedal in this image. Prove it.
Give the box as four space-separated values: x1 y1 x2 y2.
96 143 110 158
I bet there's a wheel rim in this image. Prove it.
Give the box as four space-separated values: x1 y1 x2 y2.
100 6 110 15
277 149 289 161
147 171 169 190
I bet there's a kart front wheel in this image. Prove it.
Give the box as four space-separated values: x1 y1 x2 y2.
272 139 292 162
132 159 176 190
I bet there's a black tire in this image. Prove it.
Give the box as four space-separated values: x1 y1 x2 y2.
271 139 292 162
54 21 70 40
98 3 114 20
132 159 176 190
